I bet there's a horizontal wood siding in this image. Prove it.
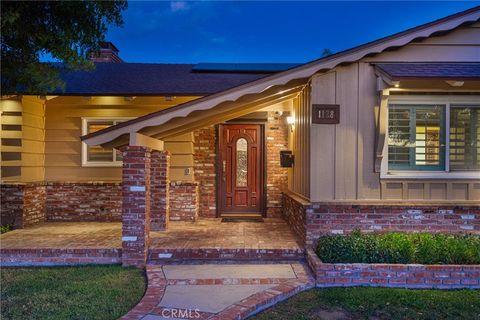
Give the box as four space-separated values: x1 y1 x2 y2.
1 97 45 182
44 96 198 182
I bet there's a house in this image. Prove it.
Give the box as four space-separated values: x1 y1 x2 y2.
1 7 479 267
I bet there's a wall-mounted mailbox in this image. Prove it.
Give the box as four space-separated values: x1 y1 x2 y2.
280 150 294 167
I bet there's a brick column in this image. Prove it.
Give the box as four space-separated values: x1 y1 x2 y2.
150 150 170 231
121 146 151 268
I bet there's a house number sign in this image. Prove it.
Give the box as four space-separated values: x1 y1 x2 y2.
312 104 340 124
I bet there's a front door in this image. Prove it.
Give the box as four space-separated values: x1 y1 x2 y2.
218 124 264 216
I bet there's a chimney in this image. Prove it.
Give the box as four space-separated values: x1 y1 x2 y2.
90 42 123 63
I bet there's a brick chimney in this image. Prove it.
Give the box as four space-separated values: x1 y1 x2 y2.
90 42 123 63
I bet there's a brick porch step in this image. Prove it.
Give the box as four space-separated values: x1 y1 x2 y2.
148 247 305 263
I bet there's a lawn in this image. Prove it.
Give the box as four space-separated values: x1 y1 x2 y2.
1 265 146 320
252 287 480 320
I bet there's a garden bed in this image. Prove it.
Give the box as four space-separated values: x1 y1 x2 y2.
308 231 480 289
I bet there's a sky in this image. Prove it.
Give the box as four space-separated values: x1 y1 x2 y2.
106 1 479 64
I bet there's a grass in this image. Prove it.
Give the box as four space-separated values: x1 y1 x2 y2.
252 287 480 320
1 265 146 320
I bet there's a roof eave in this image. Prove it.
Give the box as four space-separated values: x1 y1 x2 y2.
82 6 480 146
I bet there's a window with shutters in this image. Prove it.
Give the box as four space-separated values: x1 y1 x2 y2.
388 104 445 171
386 97 479 176
450 106 480 170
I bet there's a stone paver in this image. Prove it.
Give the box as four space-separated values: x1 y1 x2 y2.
162 264 296 279
0 222 121 249
150 218 302 250
121 263 314 320
0 219 301 251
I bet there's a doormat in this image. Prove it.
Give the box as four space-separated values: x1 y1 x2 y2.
221 217 264 223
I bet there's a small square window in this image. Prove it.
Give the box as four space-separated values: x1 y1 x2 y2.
82 118 131 166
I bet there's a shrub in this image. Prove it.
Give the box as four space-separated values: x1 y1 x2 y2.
0 225 12 234
316 230 480 264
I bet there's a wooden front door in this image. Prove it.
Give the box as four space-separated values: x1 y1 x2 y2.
218 124 264 215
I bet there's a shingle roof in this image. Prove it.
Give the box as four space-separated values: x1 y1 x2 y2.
375 63 480 80
55 63 295 96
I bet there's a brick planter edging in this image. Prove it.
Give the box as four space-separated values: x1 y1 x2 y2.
306 248 480 289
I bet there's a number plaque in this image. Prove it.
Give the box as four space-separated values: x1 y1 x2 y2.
312 104 340 124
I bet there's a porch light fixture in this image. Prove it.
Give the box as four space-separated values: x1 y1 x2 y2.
445 80 464 87
287 116 295 132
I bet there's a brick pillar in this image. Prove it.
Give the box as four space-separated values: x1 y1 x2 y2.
121 146 151 268
150 150 170 231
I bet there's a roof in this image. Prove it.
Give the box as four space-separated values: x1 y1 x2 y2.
56 63 280 96
375 63 480 80
192 63 300 73
82 6 480 147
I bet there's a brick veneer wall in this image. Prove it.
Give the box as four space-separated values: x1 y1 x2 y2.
194 126 217 218
283 192 480 246
1 183 46 228
306 249 480 289
121 146 152 267
169 181 199 222
282 192 307 245
151 151 170 230
45 182 122 222
193 114 290 218
266 112 289 217
1 248 121 266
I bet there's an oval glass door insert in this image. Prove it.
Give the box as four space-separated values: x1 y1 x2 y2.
236 138 248 187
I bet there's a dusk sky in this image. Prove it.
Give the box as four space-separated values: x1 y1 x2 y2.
107 1 478 64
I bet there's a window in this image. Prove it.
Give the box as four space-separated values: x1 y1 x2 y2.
387 98 480 174
236 138 248 187
450 106 480 170
81 118 131 166
388 104 445 171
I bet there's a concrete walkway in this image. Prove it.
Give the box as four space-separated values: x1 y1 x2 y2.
121 263 314 320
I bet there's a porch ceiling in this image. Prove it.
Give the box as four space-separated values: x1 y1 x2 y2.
99 79 307 148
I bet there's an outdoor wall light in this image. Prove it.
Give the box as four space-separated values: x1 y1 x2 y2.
287 116 295 132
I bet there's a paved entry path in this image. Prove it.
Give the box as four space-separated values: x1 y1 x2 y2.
121 263 314 320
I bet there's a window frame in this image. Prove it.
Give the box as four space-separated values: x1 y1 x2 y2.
81 117 133 167
382 95 480 180
388 104 446 171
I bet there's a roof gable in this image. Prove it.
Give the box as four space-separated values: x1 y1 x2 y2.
83 6 480 147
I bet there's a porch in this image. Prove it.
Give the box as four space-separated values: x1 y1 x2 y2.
0 218 304 265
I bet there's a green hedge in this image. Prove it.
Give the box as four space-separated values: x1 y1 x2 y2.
316 230 480 264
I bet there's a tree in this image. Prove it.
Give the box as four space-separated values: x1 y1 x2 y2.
1 1 127 94
321 48 334 57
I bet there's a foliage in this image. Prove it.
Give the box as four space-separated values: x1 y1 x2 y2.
1 1 127 94
321 48 334 57
0 224 12 234
1 265 146 320
252 287 480 320
316 229 480 264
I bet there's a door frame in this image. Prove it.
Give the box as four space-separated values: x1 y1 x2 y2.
215 121 267 217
